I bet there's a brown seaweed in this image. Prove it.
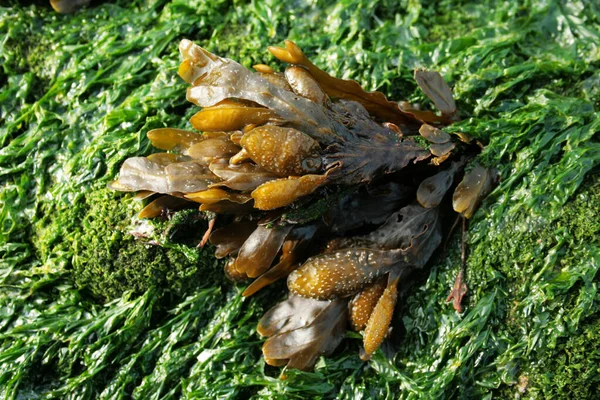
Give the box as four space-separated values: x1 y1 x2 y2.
453 164 496 219
259 296 347 371
108 38 496 370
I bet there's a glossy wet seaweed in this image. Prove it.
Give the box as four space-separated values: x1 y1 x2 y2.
0 0 599 398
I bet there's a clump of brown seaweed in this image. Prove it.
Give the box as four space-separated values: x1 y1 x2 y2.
110 39 496 370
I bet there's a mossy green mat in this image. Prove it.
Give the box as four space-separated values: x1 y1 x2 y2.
1 0 599 398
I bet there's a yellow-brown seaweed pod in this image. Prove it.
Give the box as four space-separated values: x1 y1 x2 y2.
190 100 280 132
241 126 322 177
147 128 203 152
361 275 399 360
287 248 398 300
349 278 387 332
251 174 326 210
284 66 328 105
184 188 252 204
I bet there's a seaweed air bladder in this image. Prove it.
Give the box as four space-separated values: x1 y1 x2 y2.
110 39 494 370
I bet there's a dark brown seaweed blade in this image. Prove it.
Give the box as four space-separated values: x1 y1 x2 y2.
324 183 414 233
365 203 442 268
417 162 461 208
209 221 257 259
325 139 430 185
243 223 319 297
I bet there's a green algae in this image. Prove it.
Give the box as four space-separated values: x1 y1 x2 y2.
0 0 599 398
35 188 221 302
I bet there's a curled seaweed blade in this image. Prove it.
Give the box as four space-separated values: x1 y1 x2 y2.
224 258 248 282
243 223 320 297
164 162 216 193
251 174 327 210
261 297 348 371
430 141 456 157
419 124 451 144
350 277 387 332
235 225 292 278
208 160 279 192
361 272 400 360
243 241 298 297
147 128 203 151
258 295 329 337
116 157 169 193
114 157 217 194
147 153 190 166
414 69 457 116
268 40 420 129
417 162 461 208
178 39 223 84
452 164 496 219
